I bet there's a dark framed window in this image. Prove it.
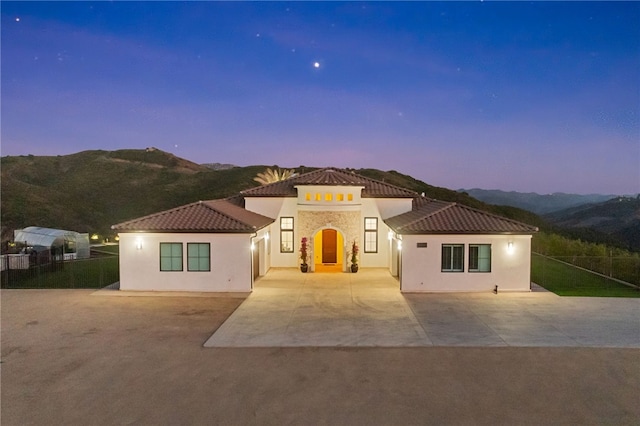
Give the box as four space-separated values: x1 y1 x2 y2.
441 244 464 272
160 243 183 271
469 244 491 272
187 243 210 271
280 217 294 253
364 217 378 253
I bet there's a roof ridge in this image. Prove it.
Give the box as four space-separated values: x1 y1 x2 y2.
398 200 454 229
201 200 258 229
452 203 539 231
111 201 201 229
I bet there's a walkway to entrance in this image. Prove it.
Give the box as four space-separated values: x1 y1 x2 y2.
204 268 640 348
205 268 426 347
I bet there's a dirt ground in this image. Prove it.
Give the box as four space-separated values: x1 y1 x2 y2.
2 290 639 425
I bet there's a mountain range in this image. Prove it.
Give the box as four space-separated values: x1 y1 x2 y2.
459 188 624 215
2 149 637 251
0 149 542 243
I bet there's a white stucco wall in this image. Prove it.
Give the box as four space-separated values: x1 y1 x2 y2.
118 232 253 292
244 197 286 219
399 234 532 292
371 198 413 219
245 195 412 270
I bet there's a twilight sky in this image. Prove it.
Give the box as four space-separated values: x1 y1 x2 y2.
2 1 639 195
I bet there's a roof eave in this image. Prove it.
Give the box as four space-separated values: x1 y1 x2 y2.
392 230 538 235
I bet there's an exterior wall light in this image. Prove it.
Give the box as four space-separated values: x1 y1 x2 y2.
397 240 402 251
135 238 143 250
388 231 394 241
251 242 255 251
507 241 514 254
265 232 270 241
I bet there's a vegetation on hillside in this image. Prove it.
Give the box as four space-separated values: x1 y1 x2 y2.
2 149 636 274
544 197 640 251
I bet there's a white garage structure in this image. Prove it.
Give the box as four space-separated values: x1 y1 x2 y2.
113 168 537 292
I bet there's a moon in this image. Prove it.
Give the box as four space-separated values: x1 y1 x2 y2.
314 62 320 68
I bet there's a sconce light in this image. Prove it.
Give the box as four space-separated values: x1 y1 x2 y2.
250 242 255 251
265 232 270 241
397 240 403 251
507 241 514 254
388 231 394 241
135 238 143 250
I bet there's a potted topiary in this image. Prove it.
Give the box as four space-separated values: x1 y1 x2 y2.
300 237 309 272
349 240 359 273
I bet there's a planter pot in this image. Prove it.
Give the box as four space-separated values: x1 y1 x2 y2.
351 264 359 273
300 264 309 273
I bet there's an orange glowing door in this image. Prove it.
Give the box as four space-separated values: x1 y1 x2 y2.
322 229 337 263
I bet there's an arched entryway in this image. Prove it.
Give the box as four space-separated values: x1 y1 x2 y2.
313 228 344 272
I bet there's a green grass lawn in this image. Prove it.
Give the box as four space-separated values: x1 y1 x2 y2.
532 254 640 297
1 257 119 289
91 244 120 255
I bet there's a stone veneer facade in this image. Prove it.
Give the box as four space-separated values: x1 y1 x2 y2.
298 210 360 248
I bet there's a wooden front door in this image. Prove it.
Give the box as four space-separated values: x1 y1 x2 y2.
322 229 337 263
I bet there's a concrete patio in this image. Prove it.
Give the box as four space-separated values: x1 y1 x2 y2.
205 268 640 348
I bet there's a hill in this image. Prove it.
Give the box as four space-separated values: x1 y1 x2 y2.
544 197 640 251
1 149 544 243
460 189 620 215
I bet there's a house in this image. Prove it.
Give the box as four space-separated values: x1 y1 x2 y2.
112 168 538 292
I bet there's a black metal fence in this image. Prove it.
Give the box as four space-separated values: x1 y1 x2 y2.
531 253 640 297
1 255 119 289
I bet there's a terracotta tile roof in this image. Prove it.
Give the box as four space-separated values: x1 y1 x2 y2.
385 198 539 234
241 168 417 198
112 199 274 233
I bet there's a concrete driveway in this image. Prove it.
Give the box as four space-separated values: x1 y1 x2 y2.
206 268 640 348
2 288 639 425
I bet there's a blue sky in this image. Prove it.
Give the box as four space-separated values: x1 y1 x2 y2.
2 1 638 194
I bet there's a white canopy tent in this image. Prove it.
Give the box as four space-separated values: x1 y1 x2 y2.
13 227 90 259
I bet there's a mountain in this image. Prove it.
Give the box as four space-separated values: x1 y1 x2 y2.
1 149 546 243
460 189 620 215
544 197 640 251
201 162 237 170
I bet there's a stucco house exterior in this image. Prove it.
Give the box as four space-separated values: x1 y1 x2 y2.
112 168 537 292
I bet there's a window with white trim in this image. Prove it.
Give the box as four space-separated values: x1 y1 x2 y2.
364 217 378 253
280 217 294 253
441 244 464 272
160 243 183 271
469 244 491 272
187 243 210 271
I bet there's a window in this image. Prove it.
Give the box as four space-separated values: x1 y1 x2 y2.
305 193 311 201
364 217 378 253
441 244 464 272
160 243 183 271
187 243 210 271
347 194 353 201
469 244 491 272
280 217 294 253
337 194 344 201
325 193 333 201
315 193 321 201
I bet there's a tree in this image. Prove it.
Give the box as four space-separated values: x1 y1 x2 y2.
253 168 296 185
